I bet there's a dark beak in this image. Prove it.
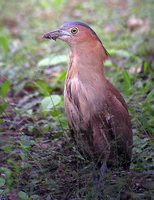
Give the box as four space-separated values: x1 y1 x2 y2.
43 29 71 41
42 29 61 41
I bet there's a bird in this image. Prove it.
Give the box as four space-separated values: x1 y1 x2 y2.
43 21 133 174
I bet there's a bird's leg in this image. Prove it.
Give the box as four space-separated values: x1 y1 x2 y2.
92 166 102 198
100 162 107 177
92 163 107 198
94 162 107 194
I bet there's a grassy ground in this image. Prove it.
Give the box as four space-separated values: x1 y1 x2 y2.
0 0 154 199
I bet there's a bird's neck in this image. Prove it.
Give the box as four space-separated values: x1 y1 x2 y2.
68 41 107 81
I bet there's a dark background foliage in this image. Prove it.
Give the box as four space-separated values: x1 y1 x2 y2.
0 0 153 199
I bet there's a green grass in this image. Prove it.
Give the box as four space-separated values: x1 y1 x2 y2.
0 0 154 199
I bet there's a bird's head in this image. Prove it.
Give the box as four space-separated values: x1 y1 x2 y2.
43 21 108 61
43 21 104 46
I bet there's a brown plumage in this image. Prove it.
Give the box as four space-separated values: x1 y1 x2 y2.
43 21 133 171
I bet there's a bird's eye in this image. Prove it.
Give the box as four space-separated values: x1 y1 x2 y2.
70 27 78 35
